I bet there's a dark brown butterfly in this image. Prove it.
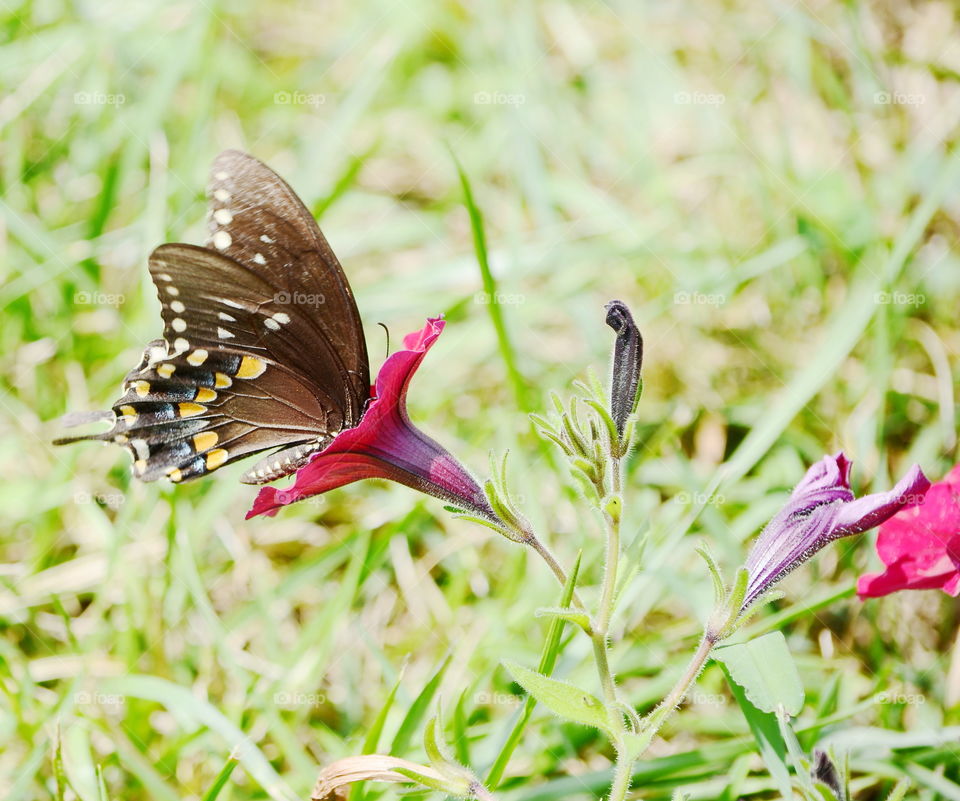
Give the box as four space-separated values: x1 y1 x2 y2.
56 150 370 485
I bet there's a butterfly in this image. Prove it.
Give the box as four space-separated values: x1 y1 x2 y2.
57 150 371 486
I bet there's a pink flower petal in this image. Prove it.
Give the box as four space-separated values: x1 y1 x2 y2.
247 317 496 522
857 464 960 599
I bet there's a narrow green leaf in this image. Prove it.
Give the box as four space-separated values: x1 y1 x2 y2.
502 661 612 735
718 662 793 799
391 655 452 756
452 153 528 411
535 606 591 632
352 672 405 801
201 756 238 801
53 724 67 801
713 631 804 715
486 554 581 788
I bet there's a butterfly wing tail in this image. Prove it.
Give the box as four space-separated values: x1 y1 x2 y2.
52 410 117 445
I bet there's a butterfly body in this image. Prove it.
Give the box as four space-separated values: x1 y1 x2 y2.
57 151 370 485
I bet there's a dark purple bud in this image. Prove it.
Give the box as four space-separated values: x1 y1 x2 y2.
811 750 845 800
604 300 643 438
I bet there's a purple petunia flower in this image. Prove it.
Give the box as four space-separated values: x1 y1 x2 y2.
246 317 499 523
742 453 929 611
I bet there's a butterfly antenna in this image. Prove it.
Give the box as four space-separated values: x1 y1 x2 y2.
377 322 390 359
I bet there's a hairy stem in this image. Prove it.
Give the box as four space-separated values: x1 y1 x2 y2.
643 632 717 742
607 750 635 801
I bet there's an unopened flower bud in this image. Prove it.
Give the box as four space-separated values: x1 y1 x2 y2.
604 300 643 438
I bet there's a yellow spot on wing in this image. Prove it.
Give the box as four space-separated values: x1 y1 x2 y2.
134 459 147 474
214 372 232 388
237 356 266 378
178 402 206 418
206 449 228 470
187 349 209 366
167 467 183 482
132 380 150 398
157 363 176 378
119 405 138 424
193 431 218 452
195 387 217 403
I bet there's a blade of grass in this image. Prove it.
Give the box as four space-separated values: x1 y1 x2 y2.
201 754 239 801
452 152 530 412
390 654 452 756
486 553 581 788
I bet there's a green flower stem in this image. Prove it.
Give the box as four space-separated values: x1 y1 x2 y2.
642 632 717 743
595 507 620 639
524 533 587 616
608 752 635 801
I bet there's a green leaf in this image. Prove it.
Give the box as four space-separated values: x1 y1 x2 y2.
502 661 613 735
201 755 238 801
713 631 804 715
718 661 793 799
352 672 405 801
486 555 581 788
534 606 591 632
391 655 451 756
451 152 529 412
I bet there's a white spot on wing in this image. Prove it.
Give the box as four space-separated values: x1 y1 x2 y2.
170 300 185 313
214 171 229 180
217 312 236 322
213 188 230 202
253 253 266 265
272 312 291 324
221 298 244 309
156 273 172 282
260 235 274 244
165 286 180 296
217 327 235 339
172 318 187 332
264 318 280 331
173 337 189 352
213 230 232 250
213 209 233 225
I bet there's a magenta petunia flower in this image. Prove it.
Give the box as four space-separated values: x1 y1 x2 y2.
742 453 929 611
246 317 498 522
857 465 960 598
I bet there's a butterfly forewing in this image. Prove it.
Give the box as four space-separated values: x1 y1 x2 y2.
56 150 372 486
204 149 369 418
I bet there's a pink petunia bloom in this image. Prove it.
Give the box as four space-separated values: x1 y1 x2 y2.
246 317 499 523
857 465 960 598
742 453 929 611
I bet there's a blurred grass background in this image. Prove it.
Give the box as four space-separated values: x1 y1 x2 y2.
2 0 960 798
